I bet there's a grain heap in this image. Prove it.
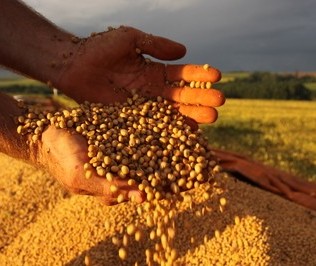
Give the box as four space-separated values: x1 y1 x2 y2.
15 90 225 265
1 152 316 265
11 79 316 265
2 166 316 265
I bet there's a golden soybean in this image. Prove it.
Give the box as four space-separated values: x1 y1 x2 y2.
15 93 226 265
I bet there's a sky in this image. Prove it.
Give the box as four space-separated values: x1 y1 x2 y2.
3 0 316 75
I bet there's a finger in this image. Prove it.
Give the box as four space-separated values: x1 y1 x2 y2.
110 178 145 204
135 30 186 60
166 64 222 83
97 189 145 206
178 104 218 124
77 174 145 204
162 87 225 107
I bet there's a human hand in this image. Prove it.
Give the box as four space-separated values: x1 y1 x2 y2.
40 126 145 205
58 26 225 124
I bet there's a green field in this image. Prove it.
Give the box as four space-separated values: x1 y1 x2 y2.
305 82 316 90
220 72 251 83
202 99 316 182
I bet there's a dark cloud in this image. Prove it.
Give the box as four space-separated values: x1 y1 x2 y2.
16 0 316 71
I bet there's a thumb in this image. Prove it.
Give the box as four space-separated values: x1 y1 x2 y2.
135 29 186 60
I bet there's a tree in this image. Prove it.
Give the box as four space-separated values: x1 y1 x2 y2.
217 72 312 100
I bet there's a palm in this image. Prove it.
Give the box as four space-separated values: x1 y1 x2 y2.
59 26 225 124
41 126 144 205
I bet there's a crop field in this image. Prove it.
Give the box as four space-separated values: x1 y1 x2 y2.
202 99 316 182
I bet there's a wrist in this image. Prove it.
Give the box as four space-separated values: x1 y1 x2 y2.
0 0 80 92
19 32 82 91
41 35 82 90
51 36 84 95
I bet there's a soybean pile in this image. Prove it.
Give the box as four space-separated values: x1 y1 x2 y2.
1 157 316 265
0 96 316 265
14 94 224 265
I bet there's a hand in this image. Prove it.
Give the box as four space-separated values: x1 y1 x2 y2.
59 26 225 124
40 126 145 205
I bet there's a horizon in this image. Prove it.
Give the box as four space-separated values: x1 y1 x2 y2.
1 67 316 81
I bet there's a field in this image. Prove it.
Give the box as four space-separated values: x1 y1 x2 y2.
202 99 316 182
220 71 251 82
305 81 316 91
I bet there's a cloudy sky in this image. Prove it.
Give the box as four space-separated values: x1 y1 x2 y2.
8 0 316 72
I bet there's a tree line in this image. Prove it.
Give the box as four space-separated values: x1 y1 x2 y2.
1 72 315 100
217 72 314 100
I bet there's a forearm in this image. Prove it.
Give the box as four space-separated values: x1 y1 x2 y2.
0 0 78 89
0 92 40 165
